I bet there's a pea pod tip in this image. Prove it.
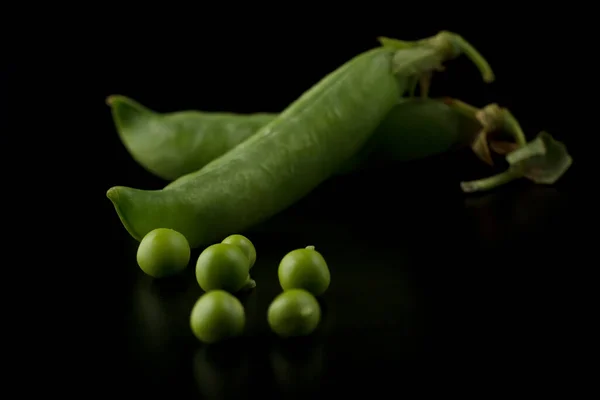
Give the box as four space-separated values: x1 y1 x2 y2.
106 186 145 242
106 186 120 202
106 95 117 106
106 94 128 106
460 181 477 193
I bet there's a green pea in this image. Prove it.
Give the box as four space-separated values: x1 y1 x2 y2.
196 243 250 292
222 234 256 268
136 228 190 278
278 246 330 296
190 290 245 344
267 289 321 338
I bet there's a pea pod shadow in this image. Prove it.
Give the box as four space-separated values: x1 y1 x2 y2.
265 296 329 396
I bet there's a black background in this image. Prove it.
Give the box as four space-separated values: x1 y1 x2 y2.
7 13 587 397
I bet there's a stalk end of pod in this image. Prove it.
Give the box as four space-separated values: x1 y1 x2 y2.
460 131 573 193
433 31 495 83
378 32 494 83
106 95 119 106
442 97 479 118
460 170 523 193
443 98 530 166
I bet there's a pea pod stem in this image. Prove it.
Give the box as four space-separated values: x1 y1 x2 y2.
439 32 495 83
503 110 527 146
460 169 524 193
460 131 572 193
443 98 528 150
379 31 494 83
379 31 494 98
442 97 479 118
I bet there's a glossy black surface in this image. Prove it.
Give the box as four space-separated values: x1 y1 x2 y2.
99 153 577 397
53 25 582 396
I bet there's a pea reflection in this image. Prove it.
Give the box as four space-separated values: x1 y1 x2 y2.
316 297 333 335
193 341 251 400
132 274 200 352
234 288 260 335
270 337 325 395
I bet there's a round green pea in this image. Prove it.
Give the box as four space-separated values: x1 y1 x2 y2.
196 243 250 292
267 289 321 338
190 290 245 344
136 228 190 278
222 234 256 268
278 246 331 296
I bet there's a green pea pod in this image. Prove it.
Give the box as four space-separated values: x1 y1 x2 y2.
109 32 494 182
336 97 482 174
109 96 482 181
108 95 274 181
107 32 493 248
